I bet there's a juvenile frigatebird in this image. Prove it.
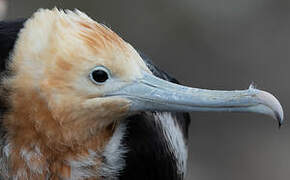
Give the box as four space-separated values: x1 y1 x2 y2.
0 9 283 180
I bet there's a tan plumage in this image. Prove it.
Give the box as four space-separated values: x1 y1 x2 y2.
2 8 149 179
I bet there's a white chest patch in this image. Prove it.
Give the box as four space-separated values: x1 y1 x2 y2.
67 122 128 180
20 145 45 175
0 142 11 179
100 122 127 179
67 150 99 180
153 112 188 176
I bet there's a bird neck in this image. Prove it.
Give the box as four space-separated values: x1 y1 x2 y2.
1 127 114 179
1 89 116 179
3 136 115 179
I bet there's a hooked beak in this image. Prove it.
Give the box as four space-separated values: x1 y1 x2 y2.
107 73 283 125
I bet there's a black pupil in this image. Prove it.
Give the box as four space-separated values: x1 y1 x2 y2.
92 70 108 83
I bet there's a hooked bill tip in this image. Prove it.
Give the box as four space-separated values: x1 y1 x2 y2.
275 111 283 128
257 90 284 126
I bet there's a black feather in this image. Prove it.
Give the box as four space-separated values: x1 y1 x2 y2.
0 19 26 72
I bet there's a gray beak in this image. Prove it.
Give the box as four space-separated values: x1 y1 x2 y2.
107 73 283 125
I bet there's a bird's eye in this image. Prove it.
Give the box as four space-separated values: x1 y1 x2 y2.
90 66 110 84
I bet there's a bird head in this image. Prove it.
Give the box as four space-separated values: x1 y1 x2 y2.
4 8 283 147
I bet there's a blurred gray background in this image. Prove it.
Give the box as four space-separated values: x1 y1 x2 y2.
2 0 290 179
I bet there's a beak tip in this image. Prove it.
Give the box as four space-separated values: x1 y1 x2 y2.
275 109 284 127
257 90 284 126
271 96 284 126
276 112 283 127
